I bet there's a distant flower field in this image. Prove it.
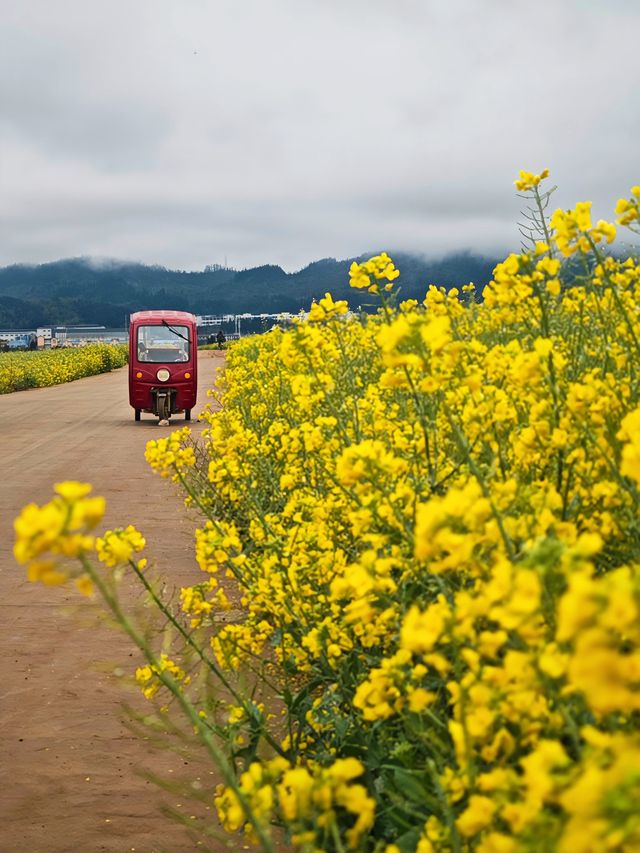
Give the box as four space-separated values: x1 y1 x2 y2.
0 344 128 394
14 175 640 851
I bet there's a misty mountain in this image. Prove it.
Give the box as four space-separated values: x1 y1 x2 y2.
0 252 500 328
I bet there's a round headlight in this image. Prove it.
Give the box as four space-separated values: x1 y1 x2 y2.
156 368 170 382
135 371 142 379
185 372 191 379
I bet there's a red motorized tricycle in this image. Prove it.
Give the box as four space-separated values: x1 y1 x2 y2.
128 310 198 422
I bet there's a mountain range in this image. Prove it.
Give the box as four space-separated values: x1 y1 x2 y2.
0 252 500 329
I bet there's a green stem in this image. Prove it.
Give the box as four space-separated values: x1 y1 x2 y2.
129 559 287 758
330 817 348 853
426 758 462 853
80 554 276 853
534 186 556 260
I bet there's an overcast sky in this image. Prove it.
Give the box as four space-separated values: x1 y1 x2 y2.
1 0 638 271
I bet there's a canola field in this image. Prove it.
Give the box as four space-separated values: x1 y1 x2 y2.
15 175 640 852
0 344 128 394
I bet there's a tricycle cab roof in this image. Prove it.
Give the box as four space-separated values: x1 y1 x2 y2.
130 310 197 326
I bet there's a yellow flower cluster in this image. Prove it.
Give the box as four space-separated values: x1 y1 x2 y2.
619 407 640 484
514 168 549 192
615 185 640 229
96 525 146 568
215 756 375 849
145 426 196 479
14 481 105 593
135 652 188 700
14 484 149 596
349 252 401 294
549 202 616 256
17 173 640 851
308 292 350 323
0 344 127 394
145 176 640 850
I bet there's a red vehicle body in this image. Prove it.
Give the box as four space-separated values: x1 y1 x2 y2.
128 310 198 421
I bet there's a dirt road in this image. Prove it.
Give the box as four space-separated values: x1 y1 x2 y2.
1 352 229 853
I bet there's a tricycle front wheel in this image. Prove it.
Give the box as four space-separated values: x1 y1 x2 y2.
157 395 171 421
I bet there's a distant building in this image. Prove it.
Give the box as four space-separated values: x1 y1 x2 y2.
0 330 33 343
0 324 127 349
0 331 37 349
1 326 64 348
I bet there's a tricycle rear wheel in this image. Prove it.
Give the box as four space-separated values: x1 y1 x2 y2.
135 409 141 421
185 409 191 421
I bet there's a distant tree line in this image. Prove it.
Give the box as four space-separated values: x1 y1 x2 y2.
0 253 499 328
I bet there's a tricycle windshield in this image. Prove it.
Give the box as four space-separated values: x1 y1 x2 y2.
136 324 191 363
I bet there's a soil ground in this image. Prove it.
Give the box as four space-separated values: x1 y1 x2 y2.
1 351 233 853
